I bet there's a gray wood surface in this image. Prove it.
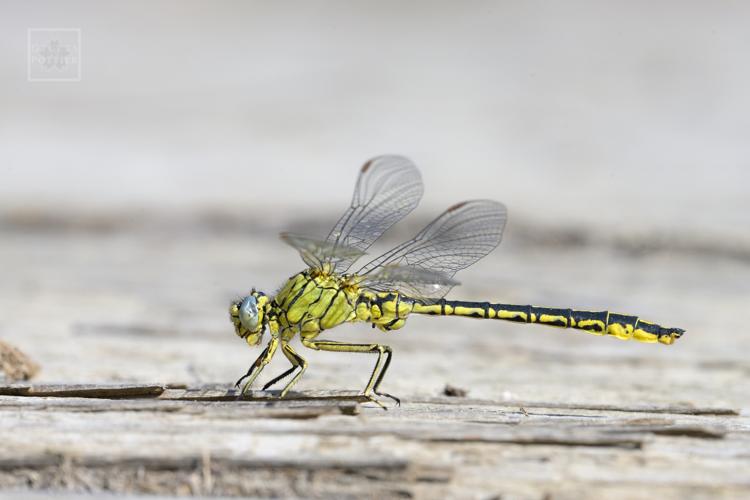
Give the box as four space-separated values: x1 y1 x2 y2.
1 215 749 499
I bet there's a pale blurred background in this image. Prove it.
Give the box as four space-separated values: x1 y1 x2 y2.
2 1 749 230
1 1 749 406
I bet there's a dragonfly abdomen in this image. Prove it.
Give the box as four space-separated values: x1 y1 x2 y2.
412 299 684 345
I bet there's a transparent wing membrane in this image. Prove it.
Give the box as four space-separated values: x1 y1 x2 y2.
358 200 507 299
324 156 423 272
280 158 506 302
281 156 423 273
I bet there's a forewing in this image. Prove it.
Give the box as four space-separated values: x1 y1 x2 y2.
325 156 423 272
358 200 507 299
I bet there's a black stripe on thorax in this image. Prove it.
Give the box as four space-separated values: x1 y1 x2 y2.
320 289 344 321
285 276 314 310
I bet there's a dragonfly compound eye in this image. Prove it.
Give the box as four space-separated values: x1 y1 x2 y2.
239 295 260 332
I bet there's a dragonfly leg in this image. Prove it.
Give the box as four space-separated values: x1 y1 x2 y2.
261 367 294 391
277 343 308 398
371 347 400 406
234 344 269 388
235 338 278 398
263 342 307 393
300 339 399 407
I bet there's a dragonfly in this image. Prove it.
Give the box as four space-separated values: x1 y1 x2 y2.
229 156 684 406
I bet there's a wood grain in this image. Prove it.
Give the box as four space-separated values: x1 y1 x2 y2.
1 218 749 498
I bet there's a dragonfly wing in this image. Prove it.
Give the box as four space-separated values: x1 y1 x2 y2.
324 156 423 272
360 264 460 303
280 232 367 270
358 200 507 298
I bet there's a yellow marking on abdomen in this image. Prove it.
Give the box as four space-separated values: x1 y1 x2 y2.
497 309 528 322
538 314 569 328
409 299 684 345
453 306 486 318
576 319 607 335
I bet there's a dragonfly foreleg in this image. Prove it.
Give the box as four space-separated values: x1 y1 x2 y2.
236 337 279 398
234 344 269 388
300 339 399 407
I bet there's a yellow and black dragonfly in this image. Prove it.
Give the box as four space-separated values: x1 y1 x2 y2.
230 156 684 406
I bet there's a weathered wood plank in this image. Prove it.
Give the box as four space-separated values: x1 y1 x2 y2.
0 383 368 402
159 387 369 403
1 221 749 498
0 396 360 419
1 385 748 497
416 396 741 416
0 383 166 398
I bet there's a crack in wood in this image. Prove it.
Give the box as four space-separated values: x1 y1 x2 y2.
415 397 740 416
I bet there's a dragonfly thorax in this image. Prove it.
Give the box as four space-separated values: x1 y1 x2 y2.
272 270 362 340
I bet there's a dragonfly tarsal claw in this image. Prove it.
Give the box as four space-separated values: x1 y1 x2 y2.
233 369 258 396
363 394 389 411
375 391 401 407
234 365 258 388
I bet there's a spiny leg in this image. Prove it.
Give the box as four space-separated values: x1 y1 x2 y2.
300 339 399 408
261 367 295 391
236 338 279 398
262 342 307 392
260 343 296 390
234 342 270 388
277 343 308 398
371 346 399 405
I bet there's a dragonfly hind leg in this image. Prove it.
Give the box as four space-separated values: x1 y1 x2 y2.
300 339 400 408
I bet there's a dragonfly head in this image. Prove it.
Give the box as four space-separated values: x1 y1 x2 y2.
229 290 269 346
